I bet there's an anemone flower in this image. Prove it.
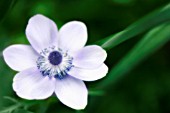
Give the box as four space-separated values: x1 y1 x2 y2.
3 14 108 110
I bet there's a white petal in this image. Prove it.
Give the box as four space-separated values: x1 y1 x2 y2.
55 76 87 110
3 45 39 71
68 64 108 81
58 21 87 52
72 45 107 69
26 14 58 53
13 67 55 100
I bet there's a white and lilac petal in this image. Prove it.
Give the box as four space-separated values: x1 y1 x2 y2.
13 67 55 100
58 21 87 52
68 64 108 81
55 76 87 110
26 14 58 53
72 45 107 69
3 45 39 71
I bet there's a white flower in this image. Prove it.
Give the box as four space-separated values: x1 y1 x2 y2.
3 14 108 110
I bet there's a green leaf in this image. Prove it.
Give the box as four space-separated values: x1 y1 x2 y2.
0 103 21 113
3 96 18 103
13 109 33 113
100 21 170 88
97 2 170 50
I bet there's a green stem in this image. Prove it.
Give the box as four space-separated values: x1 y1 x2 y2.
89 90 105 96
96 2 170 50
76 110 84 113
0 0 17 24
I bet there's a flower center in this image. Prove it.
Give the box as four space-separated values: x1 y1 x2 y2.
48 51 62 65
36 46 73 79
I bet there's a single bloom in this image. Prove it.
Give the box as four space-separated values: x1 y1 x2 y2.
3 14 108 110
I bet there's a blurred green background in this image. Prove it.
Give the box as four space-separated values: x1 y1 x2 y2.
0 0 170 113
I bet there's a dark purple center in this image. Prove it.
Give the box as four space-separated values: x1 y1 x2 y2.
48 51 62 65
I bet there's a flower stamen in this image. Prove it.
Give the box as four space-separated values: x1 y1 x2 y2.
36 46 73 79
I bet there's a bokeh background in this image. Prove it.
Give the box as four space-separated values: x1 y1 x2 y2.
0 0 170 113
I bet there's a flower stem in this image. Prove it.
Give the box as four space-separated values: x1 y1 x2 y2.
89 90 105 96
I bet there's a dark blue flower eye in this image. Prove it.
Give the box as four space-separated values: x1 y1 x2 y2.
48 51 62 65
